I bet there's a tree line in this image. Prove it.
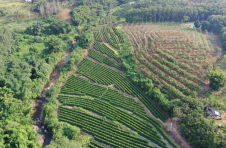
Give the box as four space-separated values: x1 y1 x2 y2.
113 0 226 23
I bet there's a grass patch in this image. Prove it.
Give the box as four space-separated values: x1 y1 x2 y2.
104 43 119 55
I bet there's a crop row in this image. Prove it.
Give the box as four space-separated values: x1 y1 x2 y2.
61 77 178 148
88 49 121 70
58 95 167 146
61 75 107 97
93 42 120 62
135 49 197 97
94 31 103 42
152 45 204 84
144 34 203 87
155 41 207 72
102 89 145 113
107 27 120 44
77 58 167 121
102 26 120 49
138 64 186 99
59 76 178 148
89 141 106 148
112 27 124 43
152 49 203 84
58 107 153 148
141 48 201 92
62 75 145 114
60 76 162 127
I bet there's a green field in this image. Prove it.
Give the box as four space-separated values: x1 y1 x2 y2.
58 25 179 148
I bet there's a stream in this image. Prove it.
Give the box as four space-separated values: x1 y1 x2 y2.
33 41 79 147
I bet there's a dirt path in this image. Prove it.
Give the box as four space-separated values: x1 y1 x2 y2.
163 118 192 148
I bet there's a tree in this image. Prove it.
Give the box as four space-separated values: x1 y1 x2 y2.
201 21 210 31
49 19 67 34
152 87 173 113
0 27 14 57
79 32 93 48
0 10 6 16
72 5 91 26
29 46 38 55
208 70 226 90
183 15 190 22
0 87 41 147
39 5 45 18
46 137 82 148
33 22 46 36
180 113 219 148
194 20 201 28
45 36 64 53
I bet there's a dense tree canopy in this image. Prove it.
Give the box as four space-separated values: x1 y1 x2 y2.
0 18 81 147
208 70 226 90
0 87 41 148
45 35 64 53
0 27 14 57
194 20 201 28
180 113 219 148
113 0 226 23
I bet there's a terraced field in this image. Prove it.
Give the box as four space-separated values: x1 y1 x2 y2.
57 25 180 148
122 23 220 98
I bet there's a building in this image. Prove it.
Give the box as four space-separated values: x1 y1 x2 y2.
25 0 32 3
205 106 222 119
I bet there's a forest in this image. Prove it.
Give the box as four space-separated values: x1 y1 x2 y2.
1 0 226 148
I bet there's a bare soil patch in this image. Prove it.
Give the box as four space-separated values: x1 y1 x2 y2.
163 117 192 148
215 111 226 126
55 8 73 24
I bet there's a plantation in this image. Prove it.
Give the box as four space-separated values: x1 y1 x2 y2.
122 23 221 98
77 58 167 121
93 42 120 62
93 31 103 42
54 20 225 148
58 107 154 148
88 49 121 69
56 22 183 147
58 95 167 147
102 26 120 49
49 14 226 148
2 0 226 147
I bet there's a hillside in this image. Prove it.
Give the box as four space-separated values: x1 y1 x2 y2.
1 0 226 148
57 25 180 148
122 23 221 98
